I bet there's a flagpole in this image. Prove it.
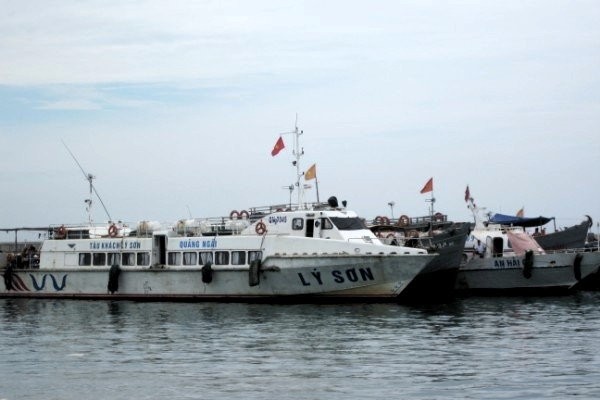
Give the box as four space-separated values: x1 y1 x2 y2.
427 190 435 235
421 178 434 221
315 174 320 204
429 190 435 217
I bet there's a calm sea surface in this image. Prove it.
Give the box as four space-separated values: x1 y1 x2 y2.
2 294 600 400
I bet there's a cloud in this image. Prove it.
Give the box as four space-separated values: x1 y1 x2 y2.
1 0 599 229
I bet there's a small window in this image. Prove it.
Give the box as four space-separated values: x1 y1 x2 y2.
137 252 150 266
167 252 181 266
183 252 197 266
79 253 91 266
108 253 121 266
292 218 304 230
248 251 262 263
199 251 213 265
93 253 106 266
322 218 333 229
122 252 135 266
231 251 246 265
215 251 229 265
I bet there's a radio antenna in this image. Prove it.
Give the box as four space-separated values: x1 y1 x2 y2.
61 139 113 224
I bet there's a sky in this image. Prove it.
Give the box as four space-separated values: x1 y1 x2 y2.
1 0 599 238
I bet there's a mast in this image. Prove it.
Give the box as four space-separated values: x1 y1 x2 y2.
426 191 435 219
62 140 113 225
278 116 305 209
466 197 487 230
85 172 95 225
292 119 305 207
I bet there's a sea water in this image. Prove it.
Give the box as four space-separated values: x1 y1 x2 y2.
1 294 600 400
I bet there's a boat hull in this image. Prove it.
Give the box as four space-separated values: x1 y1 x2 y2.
572 250 600 290
1 253 434 301
398 223 470 301
456 252 600 294
371 222 470 301
535 220 590 250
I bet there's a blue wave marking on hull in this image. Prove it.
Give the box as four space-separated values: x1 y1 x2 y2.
29 274 68 291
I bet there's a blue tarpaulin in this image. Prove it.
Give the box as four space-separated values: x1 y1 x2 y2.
489 213 553 228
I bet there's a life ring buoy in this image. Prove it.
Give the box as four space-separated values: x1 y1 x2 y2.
397 215 410 226
230 210 239 219
434 212 444 222
239 210 250 219
57 225 67 238
108 224 118 238
255 221 267 235
374 216 386 225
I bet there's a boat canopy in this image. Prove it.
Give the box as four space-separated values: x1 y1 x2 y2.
488 213 553 228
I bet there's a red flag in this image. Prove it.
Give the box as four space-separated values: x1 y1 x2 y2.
464 186 470 202
420 177 433 194
271 136 285 156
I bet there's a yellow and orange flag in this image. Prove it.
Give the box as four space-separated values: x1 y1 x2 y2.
305 163 317 180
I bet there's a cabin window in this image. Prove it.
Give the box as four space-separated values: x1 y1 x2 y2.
321 218 334 230
137 252 150 266
215 251 229 265
122 252 135 266
79 253 91 266
93 253 106 266
183 252 197 266
167 252 181 266
248 251 262 263
199 251 213 265
329 217 367 230
292 218 304 230
108 253 121 266
231 251 246 265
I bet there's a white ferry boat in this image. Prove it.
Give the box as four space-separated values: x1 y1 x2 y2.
1 200 437 301
1 125 435 301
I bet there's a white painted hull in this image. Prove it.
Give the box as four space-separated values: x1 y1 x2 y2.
1 207 437 301
1 253 434 300
456 252 600 292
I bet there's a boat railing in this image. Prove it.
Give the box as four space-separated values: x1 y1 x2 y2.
243 201 336 219
368 213 449 227
378 234 435 249
544 247 598 255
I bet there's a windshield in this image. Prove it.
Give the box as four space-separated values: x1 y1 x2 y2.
329 217 368 231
